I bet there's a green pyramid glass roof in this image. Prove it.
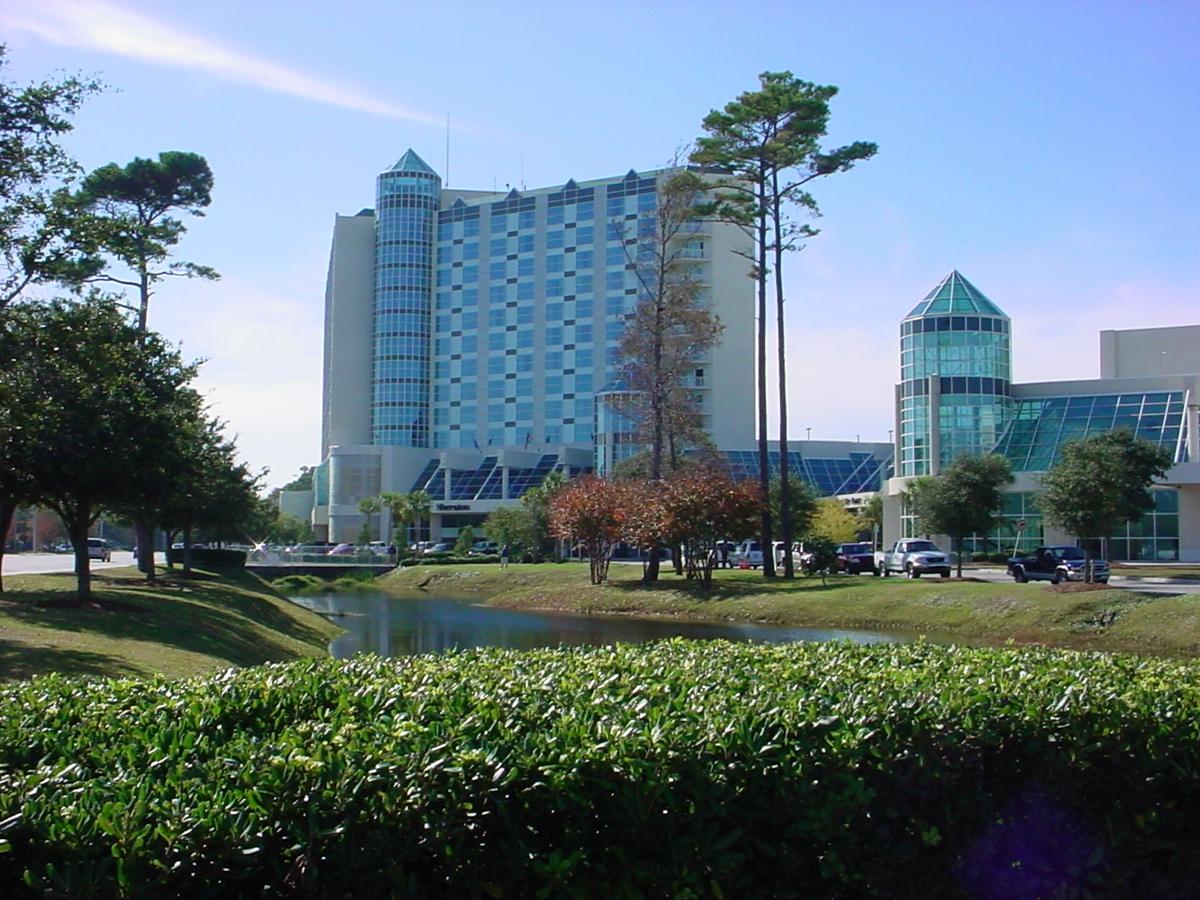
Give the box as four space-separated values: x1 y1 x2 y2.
388 149 437 176
905 270 1008 319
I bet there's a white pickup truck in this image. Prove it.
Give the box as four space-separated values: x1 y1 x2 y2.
874 539 951 578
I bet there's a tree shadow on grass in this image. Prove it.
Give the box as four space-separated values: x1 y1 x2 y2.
0 572 334 669
0 637 142 681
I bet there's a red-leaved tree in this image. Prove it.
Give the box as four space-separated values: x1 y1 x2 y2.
661 471 762 590
549 477 629 585
617 479 670 582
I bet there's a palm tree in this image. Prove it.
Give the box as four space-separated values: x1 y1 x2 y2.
357 496 381 544
380 491 407 547
407 490 432 548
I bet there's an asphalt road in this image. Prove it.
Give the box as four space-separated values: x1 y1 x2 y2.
1 551 161 577
919 566 1200 596
5 552 1198 596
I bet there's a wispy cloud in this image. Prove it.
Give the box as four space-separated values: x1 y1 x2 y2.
1 0 443 125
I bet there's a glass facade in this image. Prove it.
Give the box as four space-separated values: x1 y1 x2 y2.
418 169 662 455
1107 488 1180 561
898 272 1012 476
373 151 440 446
992 392 1189 471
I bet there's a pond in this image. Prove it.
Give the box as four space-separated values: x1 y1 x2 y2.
289 591 904 658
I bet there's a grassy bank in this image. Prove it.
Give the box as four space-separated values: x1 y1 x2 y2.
0 567 340 681
382 562 1200 657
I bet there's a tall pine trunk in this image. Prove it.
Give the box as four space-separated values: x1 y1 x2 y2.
756 167 775 577
644 281 665 585
67 507 92 600
136 522 156 582
0 499 15 594
183 525 194 576
772 172 794 578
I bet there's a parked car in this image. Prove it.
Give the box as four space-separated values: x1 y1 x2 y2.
427 541 455 553
731 540 764 568
469 541 498 556
1008 546 1109 584
86 538 112 562
874 539 951 578
836 542 875 574
327 543 358 556
770 541 806 568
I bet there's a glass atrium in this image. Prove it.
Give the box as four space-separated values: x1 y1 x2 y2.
898 271 1012 475
991 392 1189 471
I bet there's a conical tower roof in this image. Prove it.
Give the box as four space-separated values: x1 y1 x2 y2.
387 149 437 176
905 270 1007 319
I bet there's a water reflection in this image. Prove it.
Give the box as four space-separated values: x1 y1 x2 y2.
290 591 904 659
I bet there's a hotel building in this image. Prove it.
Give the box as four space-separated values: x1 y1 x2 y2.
304 150 759 541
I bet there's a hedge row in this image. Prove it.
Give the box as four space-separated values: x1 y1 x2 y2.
400 553 499 566
3 641 1200 896
164 547 247 568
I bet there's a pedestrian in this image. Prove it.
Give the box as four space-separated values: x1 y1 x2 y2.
720 541 730 569
500 543 510 571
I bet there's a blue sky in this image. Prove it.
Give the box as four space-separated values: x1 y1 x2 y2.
4 0 1198 488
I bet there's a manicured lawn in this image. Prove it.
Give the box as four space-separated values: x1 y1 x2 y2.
0 567 340 681
384 562 1200 657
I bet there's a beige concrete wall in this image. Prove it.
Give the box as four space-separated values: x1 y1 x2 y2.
1100 325 1200 378
322 214 376 457
1180 485 1200 563
705 207 756 449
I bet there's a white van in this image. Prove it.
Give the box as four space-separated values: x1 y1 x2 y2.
732 540 763 568
86 538 112 562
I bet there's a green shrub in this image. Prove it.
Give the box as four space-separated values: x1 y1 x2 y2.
269 574 326 593
165 547 247 568
400 554 498 567
330 571 380 591
988 552 1011 564
2 642 1200 896
971 552 989 563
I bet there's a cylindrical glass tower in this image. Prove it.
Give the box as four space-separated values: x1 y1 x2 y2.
898 271 1011 476
593 385 638 476
372 150 440 446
